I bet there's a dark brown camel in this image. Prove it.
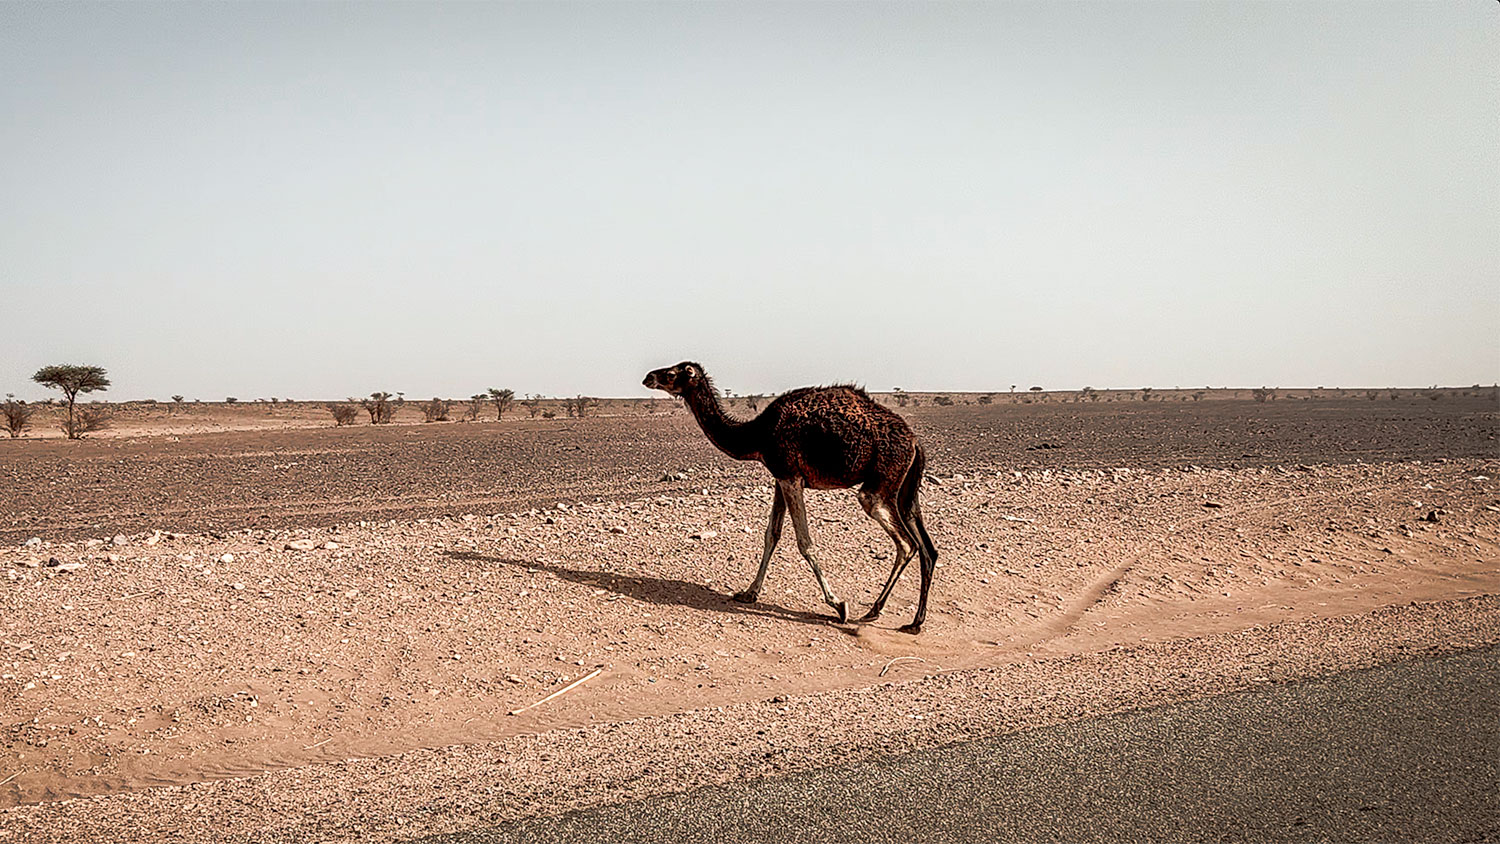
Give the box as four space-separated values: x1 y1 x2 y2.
643 361 938 633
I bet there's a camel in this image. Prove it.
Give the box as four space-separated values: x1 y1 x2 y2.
642 361 938 633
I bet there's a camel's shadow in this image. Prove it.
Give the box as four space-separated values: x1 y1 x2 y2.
442 551 840 628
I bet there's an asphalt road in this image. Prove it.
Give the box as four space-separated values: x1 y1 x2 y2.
417 646 1500 844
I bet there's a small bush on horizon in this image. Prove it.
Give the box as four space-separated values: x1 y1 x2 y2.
487 388 515 420
328 403 359 426
422 398 451 422
361 392 402 424
3 394 34 438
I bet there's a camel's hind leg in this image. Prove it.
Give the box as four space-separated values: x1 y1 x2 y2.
857 488 921 623
734 485 786 604
900 495 937 634
782 479 849 623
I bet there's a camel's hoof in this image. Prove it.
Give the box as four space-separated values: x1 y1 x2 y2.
831 600 850 624
898 622 923 635
858 607 883 623
731 590 759 604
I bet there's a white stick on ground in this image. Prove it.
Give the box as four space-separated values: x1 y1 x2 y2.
878 656 927 677
0 772 18 787
508 668 603 716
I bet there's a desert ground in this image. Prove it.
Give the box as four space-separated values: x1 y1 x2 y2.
1 391 1497 842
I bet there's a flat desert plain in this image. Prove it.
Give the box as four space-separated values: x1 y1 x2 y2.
1 392 1497 842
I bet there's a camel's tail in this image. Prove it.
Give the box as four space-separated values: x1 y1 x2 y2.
899 443 938 564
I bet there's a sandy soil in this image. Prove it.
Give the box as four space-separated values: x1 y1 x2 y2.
1 398 1496 841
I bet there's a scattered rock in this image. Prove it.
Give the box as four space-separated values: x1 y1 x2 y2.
219 553 235 564
24 537 42 548
691 531 718 540
112 534 129 547
609 526 627 535
285 539 318 551
1203 501 1225 509
323 541 339 550
55 562 86 573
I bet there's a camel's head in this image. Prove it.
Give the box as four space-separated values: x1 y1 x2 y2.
642 361 707 397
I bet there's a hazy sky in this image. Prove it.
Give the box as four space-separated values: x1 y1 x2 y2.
2 1 1495 401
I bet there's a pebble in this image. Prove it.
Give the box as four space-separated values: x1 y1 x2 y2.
220 554 235 564
609 527 627 535
691 531 718 540
55 562 86 573
112 534 128 546
24 537 42 548
285 539 318 551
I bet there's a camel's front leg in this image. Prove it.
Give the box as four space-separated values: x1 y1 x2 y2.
783 480 849 623
734 485 786 603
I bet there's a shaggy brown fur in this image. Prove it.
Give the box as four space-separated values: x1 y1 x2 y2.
643 361 938 633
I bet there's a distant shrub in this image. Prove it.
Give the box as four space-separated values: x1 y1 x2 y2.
328 403 359 426
361 392 402 424
467 394 485 421
2 394 34 438
421 398 450 422
1252 387 1274 403
1366 390 1380 401
523 394 542 418
541 409 556 419
1141 387 1154 402
487 388 515 420
893 388 909 407
225 397 238 404
932 394 954 406
977 393 993 405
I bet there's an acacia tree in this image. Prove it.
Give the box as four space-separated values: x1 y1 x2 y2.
487 387 515 420
33 364 111 439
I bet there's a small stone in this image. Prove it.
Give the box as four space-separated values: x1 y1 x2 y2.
609 526 627 535
1203 501 1225 508
505 674 524 684
24 537 42 548
219 553 235 564
231 582 245 590
143 532 162 546
323 542 339 550
55 562 86 573
691 530 718 540
112 534 128 546
285 539 318 551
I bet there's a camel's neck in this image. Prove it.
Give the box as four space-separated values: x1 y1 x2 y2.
682 385 761 462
